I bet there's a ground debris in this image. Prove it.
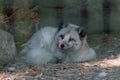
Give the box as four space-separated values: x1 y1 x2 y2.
1 34 120 80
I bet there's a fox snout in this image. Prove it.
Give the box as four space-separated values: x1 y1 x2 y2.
59 43 65 49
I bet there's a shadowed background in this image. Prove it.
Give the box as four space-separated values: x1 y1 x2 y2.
0 0 119 46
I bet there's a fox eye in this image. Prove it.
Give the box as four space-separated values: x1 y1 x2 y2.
69 38 76 42
59 34 64 39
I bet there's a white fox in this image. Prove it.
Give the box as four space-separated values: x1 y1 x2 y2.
21 23 96 65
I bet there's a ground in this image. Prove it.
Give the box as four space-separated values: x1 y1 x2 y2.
0 33 120 80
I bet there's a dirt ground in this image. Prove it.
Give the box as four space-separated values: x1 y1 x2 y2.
0 33 120 80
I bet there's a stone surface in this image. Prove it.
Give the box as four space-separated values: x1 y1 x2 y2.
0 29 16 67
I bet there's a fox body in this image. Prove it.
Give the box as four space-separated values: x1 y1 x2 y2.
21 27 58 65
21 23 96 65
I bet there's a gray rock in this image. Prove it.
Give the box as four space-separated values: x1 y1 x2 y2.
98 71 108 78
8 66 16 72
0 30 16 67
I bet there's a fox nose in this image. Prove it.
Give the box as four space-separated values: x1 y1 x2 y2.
60 44 64 48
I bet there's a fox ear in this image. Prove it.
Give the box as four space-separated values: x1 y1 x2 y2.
57 21 68 32
78 28 87 39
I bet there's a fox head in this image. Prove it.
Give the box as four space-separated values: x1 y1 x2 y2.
55 23 87 51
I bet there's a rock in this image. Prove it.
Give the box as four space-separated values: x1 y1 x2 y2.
0 29 16 67
107 50 114 53
98 71 108 78
8 66 16 72
21 78 26 80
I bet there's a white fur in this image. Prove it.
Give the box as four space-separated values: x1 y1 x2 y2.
64 47 96 62
21 24 96 65
63 36 96 62
21 27 58 65
25 48 54 65
21 27 57 54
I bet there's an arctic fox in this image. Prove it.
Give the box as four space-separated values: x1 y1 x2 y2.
21 23 96 65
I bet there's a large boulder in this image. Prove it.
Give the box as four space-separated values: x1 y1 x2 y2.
0 30 16 67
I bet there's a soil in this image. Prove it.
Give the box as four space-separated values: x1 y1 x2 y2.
0 33 120 80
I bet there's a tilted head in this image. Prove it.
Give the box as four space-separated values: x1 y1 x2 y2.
55 23 86 51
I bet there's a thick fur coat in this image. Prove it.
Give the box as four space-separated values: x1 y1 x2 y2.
21 27 58 65
21 23 96 65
